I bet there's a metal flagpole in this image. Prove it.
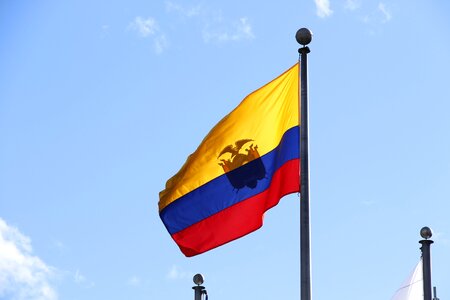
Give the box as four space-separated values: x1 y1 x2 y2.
419 227 434 300
433 287 439 300
192 274 206 300
296 28 312 300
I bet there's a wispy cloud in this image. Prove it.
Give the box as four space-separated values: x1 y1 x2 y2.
378 2 392 23
432 230 450 246
100 24 110 39
361 199 376 206
166 1 202 18
165 1 255 44
74 270 85 284
129 3 255 49
127 275 142 287
154 34 169 54
344 0 360 11
314 0 333 18
73 269 94 288
357 1 392 29
0 218 57 300
51 239 65 253
166 265 192 280
128 17 169 54
129 17 159 37
203 17 254 43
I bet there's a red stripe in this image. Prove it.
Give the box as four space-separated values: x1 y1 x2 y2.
171 159 300 257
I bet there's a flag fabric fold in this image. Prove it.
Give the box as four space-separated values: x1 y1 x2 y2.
159 63 300 257
391 259 423 300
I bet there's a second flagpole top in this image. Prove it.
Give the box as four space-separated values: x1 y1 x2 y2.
420 226 433 240
193 274 204 286
296 28 313 46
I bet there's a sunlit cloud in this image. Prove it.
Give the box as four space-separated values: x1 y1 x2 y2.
129 17 159 37
166 265 192 280
432 230 449 246
361 15 371 24
361 199 376 206
344 0 360 11
165 1 202 18
165 1 255 44
358 2 392 29
129 3 255 48
73 269 94 288
378 2 392 23
127 275 142 287
128 17 169 54
236 17 254 39
74 270 85 284
99 24 110 39
314 0 333 18
51 239 65 252
0 218 57 300
203 17 254 43
154 34 169 54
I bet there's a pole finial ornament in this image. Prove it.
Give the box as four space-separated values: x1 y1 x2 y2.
420 226 433 240
193 274 204 286
296 28 313 46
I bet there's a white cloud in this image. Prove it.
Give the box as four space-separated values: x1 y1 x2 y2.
129 3 255 49
72 269 94 288
314 0 333 18
166 265 192 280
165 1 202 18
129 17 159 37
74 270 85 284
165 2 255 44
154 34 169 54
0 218 57 300
357 2 392 28
99 25 110 39
127 275 142 287
361 199 375 206
236 18 254 39
51 239 65 253
203 17 254 43
378 2 392 23
361 15 371 24
128 17 169 54
432 230 450 246
344 0 360 11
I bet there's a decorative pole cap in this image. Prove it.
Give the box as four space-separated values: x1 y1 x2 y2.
193 273 204 286
420 226 433 240
296 28 313 46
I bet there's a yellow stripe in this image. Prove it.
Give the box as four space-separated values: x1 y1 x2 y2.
159 63 299 211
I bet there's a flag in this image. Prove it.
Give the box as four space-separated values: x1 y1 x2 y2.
391 259 423 300
159 64 300 257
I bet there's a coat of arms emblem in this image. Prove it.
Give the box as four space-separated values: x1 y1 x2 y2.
218 139 266 189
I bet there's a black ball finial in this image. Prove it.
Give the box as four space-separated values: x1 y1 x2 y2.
296 28 313 46
193 274 204 286
420 226 433 240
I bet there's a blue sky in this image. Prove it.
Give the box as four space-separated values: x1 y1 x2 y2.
1 0 450 299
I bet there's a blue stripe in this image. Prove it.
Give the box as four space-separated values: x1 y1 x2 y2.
160 126 300 234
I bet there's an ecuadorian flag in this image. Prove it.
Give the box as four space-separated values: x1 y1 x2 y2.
159 64 300 257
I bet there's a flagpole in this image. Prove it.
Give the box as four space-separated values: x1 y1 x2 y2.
192 274 206 300
419 226 434 300
296 28 312 300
